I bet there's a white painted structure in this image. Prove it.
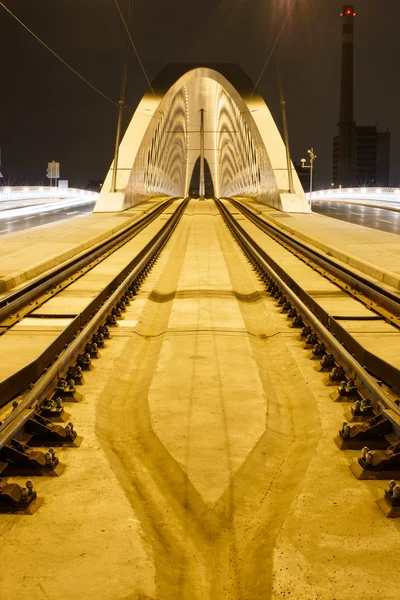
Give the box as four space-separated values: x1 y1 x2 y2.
0 186 98 202
0 187 98 219
309 187 400 204
95 67 308 213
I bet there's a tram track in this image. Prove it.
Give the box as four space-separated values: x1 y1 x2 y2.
0 198 188 512
214 198 400 513
2 195 400 515
218 198 400 395
0 199 174 334
0 199 179 407
2 198 400 597
228 197 400 325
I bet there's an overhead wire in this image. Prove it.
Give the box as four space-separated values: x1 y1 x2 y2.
250 0 297 97
113 0 155 96
0 1 119 106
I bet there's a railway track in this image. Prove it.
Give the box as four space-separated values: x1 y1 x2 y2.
218 197 400 399
0 199 174 336
216 198 400 514
0 198 188 512
2 195 400 516
2 197 400 597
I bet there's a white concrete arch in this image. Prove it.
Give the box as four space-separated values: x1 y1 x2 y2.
95 67 308 213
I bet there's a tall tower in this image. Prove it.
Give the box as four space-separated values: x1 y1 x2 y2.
333 6 391 187
336 5 356 186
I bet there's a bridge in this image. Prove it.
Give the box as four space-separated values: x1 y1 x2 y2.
1 65 400 600
94 65 308 213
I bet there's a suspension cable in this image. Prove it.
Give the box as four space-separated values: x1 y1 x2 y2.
113 0 155 96
250 0 297 97
0 2 119 106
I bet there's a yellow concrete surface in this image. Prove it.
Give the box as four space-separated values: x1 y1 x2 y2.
148 202 265 504
338 319 400 370
0 342 157 600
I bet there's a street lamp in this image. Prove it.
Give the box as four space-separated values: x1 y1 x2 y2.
301 148 317 216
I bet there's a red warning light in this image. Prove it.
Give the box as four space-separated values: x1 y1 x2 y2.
341 8 356 17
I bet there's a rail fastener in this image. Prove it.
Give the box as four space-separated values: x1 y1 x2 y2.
328 365 346 384
330 378 361 402
66 365 85 386
377 480 400 517
20 415 81 448
0 439 64 477
0 478 41 514
335 414 393 450
55 378 83 402
350 442 400 481
40 396 65 421
343 398 375 423
318 353 336 372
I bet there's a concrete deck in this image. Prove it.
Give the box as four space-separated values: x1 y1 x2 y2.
237 197 400 291
1 200 400 599
1 200 399 599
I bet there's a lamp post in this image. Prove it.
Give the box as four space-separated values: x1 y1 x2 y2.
272 2 294 194
301 148 317 215
111 0 133 193
199 109 205 200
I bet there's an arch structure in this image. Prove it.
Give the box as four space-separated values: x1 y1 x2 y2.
95 64 309 213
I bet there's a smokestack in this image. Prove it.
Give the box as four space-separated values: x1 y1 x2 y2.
338 5 356 186
339 5 355 124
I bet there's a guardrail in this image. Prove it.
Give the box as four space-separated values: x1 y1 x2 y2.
308 187 400 203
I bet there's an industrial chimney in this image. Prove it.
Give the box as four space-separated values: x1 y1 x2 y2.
333 6 391 188
337 5 356 186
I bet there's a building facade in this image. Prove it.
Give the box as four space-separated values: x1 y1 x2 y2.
333 125 390 187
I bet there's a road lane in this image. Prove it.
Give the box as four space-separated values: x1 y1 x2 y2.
0 202 95 236
312 200 400 235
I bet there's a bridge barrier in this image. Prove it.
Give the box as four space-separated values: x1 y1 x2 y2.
0 186 98 202
308 187 400 203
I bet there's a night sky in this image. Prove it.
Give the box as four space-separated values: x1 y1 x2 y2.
0 0 398 188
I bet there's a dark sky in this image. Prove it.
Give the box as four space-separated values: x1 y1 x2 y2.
0 0 398 187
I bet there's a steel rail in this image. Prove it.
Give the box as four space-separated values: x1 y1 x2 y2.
0 199 174 405
228 198 400 322
0 199 174 323
216 199 400 435
0 199 188 449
